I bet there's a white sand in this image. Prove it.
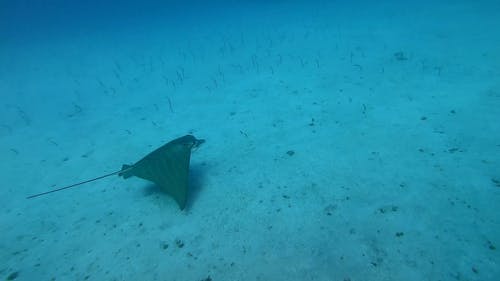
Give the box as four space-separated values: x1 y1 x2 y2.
1 1 499 280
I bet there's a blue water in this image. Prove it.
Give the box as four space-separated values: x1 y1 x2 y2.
1 1 499 280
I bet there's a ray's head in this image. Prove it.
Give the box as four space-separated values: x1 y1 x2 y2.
176 134 205 150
